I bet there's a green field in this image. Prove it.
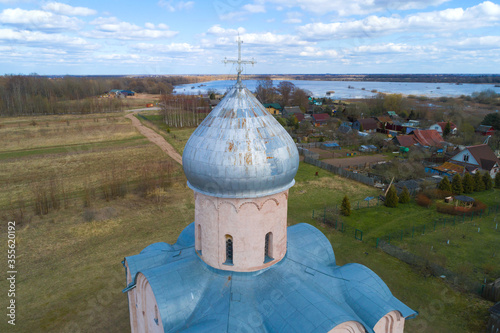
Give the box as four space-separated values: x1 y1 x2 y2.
0 113 496 332
136 112 196 155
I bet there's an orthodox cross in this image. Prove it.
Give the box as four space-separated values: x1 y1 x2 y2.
224 35 256 85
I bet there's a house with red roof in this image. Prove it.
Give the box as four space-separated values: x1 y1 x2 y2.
429 122 457 135
292 112 305 122
411 129 445 147
312 113 330 126
392 129 445 148
448 144 500 177
393 135 418 147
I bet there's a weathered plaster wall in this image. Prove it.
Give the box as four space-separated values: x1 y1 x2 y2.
194 190 288 272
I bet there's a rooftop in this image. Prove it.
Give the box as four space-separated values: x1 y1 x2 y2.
182 82 299 198
124 223 416 333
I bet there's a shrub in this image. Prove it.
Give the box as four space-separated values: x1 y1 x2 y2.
438 176 452 192
473 172 485 191
385 185 398 208
416 193 432 208
462 173 474 193
451 174 463 194
423 188 452 200
399 186 411 203
436 200 487 215
340 195 351 216
483 172 493 190
495 172 500 188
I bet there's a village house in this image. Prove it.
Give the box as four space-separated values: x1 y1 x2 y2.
352 118 378 133
427 161 465 177
311 113 330 126
476 125 495 136
263 103 282 115
283 105 302 116
374 116 393 129
448 144 500 177
393 129 444 148
292 112 305 122
338 122 353 134
429 122 457 135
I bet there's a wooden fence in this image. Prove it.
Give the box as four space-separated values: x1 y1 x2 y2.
304 156 375 186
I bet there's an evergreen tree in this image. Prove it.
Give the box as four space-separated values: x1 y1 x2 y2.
438 176 452 192
443 121 452 137
462 173 474 193
399 186 411 203
451 174 463 194
385 185 399 208
483 172 493 190
495 172 500 188
473 172 485 191
340 195 351 216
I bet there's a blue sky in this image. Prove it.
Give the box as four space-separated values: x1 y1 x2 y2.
0 0 499 75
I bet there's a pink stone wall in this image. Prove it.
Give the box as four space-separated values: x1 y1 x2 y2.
125 262 164 333
373 311 405 333
328 321 366 333
328 311 406 333
194 190 289 272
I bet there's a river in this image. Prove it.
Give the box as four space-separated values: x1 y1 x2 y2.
174 79 499 99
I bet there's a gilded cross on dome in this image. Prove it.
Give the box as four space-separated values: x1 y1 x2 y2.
224 35 256 85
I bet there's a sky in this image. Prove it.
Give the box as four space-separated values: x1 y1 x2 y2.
0 0 499 75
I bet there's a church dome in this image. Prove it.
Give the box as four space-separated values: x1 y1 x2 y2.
182 82 299 198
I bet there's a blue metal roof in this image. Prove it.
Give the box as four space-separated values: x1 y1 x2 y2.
124 223 417 332
323 142 339 147
182 82 299 198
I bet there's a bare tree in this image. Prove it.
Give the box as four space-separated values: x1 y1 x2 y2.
276 81 295 107
255 77 275 104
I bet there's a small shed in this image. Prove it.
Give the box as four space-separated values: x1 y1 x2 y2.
453 195 475 208
321 142 341 150
359 145 377 152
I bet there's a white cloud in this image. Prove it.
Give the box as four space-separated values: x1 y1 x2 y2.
447 36 500 49
0 28 97 49
283 11 302 24
352 42 438 54
85 17 178 40
145 22 155 29
242 4 266 13
0 8 83 31
216 32 311 46
297 1 500 40
265 0 450 16
132 42 202 53
207 25 245 36
42 2 97 16
299 46 338 57
158 0 194 12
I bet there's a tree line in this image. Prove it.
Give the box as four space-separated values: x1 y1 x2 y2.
160 94 209 128
0 74 198 116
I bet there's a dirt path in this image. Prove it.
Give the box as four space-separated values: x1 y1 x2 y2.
322 154 387 168
125 111 183 165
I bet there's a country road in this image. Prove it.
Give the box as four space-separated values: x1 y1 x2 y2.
125 109 183 165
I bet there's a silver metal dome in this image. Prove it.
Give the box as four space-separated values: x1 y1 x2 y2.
182 82 299 198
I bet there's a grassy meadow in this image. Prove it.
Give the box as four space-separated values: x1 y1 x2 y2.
0 115 495 332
